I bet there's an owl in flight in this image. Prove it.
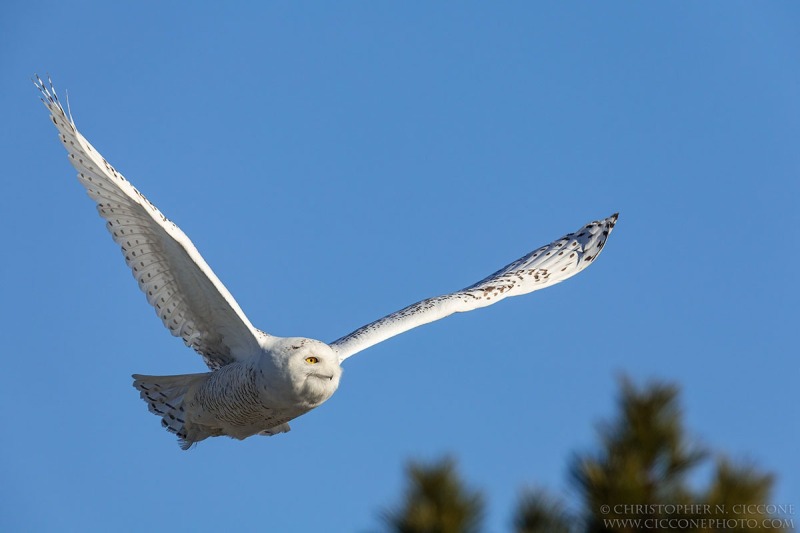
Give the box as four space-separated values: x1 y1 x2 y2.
36 76 618 449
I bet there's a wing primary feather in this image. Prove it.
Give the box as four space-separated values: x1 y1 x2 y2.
331 213 618 361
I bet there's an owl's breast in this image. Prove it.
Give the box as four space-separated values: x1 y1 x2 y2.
189 362 309 438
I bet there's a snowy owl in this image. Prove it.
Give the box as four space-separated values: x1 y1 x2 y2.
36 76 618 449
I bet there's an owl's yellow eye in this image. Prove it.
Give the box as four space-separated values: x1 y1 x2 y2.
305 356 319 364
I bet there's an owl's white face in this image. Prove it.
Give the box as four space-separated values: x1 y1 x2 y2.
268 337 342 407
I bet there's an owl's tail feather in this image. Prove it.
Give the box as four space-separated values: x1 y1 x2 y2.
132 372 209 450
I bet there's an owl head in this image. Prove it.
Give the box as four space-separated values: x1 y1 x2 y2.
268 337 342 407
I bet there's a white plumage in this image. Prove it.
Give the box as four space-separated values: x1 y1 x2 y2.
36 76 618 449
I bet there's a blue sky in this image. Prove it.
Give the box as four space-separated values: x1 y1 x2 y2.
2 2 798 531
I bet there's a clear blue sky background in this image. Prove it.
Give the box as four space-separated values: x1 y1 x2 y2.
2 2 797 532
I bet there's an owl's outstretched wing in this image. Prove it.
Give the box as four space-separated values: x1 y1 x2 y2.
36 76 263 370
331 213 618 361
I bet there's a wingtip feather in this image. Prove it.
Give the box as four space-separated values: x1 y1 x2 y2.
33 73 76 129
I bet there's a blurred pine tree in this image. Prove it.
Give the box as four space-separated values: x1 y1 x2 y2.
384 377 791 533
383 457 484 533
